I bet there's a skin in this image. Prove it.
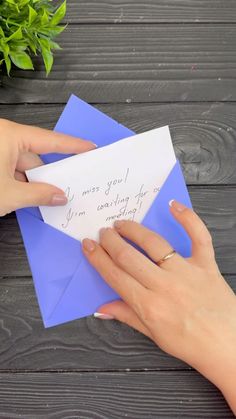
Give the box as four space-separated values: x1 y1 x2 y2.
82 201 236 414
0 118 95 215
0 118 235 413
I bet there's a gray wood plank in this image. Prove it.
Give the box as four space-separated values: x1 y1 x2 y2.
0 371 233 418
66 0 236 23
0 275 183 370
0 274 235 371
1 102 236 184
1 188 236 275
1 24 236 103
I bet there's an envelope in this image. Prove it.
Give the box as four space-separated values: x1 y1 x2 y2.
16 94 192 328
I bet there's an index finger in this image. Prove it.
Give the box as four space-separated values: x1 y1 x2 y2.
82 239 150 315
13 121 96 155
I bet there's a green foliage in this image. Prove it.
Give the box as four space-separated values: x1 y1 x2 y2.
0 0 66 76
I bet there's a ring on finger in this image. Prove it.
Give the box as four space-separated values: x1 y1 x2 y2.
156 249 176 266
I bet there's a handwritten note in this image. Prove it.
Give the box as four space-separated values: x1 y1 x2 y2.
27 126 176 241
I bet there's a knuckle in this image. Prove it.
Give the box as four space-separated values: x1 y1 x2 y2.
50 138 60 153
87 246 103 266
141 232 158 250
0 208 8 216
0 183 14 215
109 265 122 283
196 228 213 247
116 246 132 266
203 232 213 246
100 228 112 247
183 207 193 222
0 118 7 128
0 118 10 135
142 303 157 323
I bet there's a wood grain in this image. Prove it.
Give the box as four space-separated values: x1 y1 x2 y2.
0 274 235 371
1 24 236 103
0 275 182 370
1 102 236 184
0 371 232 418
1 187 236 276
0 0 235 414
66 0 236 23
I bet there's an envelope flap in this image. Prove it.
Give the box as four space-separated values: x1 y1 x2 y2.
142 161 192 257
42 95 135 164
44 257 118 327
21 206 43 220
16 209 82 319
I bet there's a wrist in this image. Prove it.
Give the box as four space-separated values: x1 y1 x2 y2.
196 336 236 414
213 350 236 414
187 299 236 414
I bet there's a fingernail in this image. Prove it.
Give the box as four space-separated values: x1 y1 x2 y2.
114 220 125 230
94 312 114 320
51 194 68 206
82 238 96 252
169 199 186 212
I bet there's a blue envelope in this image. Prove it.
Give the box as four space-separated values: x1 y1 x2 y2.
16 94 192 328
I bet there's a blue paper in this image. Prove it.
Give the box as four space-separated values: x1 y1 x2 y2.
16 94 192 328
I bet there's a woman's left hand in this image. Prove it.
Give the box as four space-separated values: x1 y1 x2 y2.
0 119 96 215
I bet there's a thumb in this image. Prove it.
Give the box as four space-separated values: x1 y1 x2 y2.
12 180 68 209
94 301 153 339
169 199 215 267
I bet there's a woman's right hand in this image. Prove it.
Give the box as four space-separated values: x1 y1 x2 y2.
83 200 236 414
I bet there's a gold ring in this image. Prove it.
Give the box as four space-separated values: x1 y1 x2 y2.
157 249 176 266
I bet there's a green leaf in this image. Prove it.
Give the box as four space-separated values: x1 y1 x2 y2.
4 55 11 75
9 50 34 70
48 39 61 50
50 1 66 25
39 37 50 50
7 27 23 41
24 34 37 54
1 42 10 56
20 0 30 7
6 0 16 5
0 27 5 38
28 5 38 25
41 9 49 25
41 46 53 75
39 25 66 37
8 41 28 52
0 0 66 76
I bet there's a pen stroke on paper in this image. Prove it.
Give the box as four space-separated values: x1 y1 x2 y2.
26 126 177 242
61 167 162 231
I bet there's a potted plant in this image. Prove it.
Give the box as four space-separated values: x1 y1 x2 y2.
0 0 66 76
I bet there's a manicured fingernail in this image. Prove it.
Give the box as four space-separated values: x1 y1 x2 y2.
51 194 68 206
92 143 98 148
94 312 114 320
114 220 125 230
169 199 186 212
82 238 96 252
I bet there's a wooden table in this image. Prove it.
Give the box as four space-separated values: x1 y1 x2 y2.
0 1 236 417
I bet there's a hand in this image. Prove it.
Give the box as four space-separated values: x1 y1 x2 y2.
0 118 95 215
82 200 236 413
